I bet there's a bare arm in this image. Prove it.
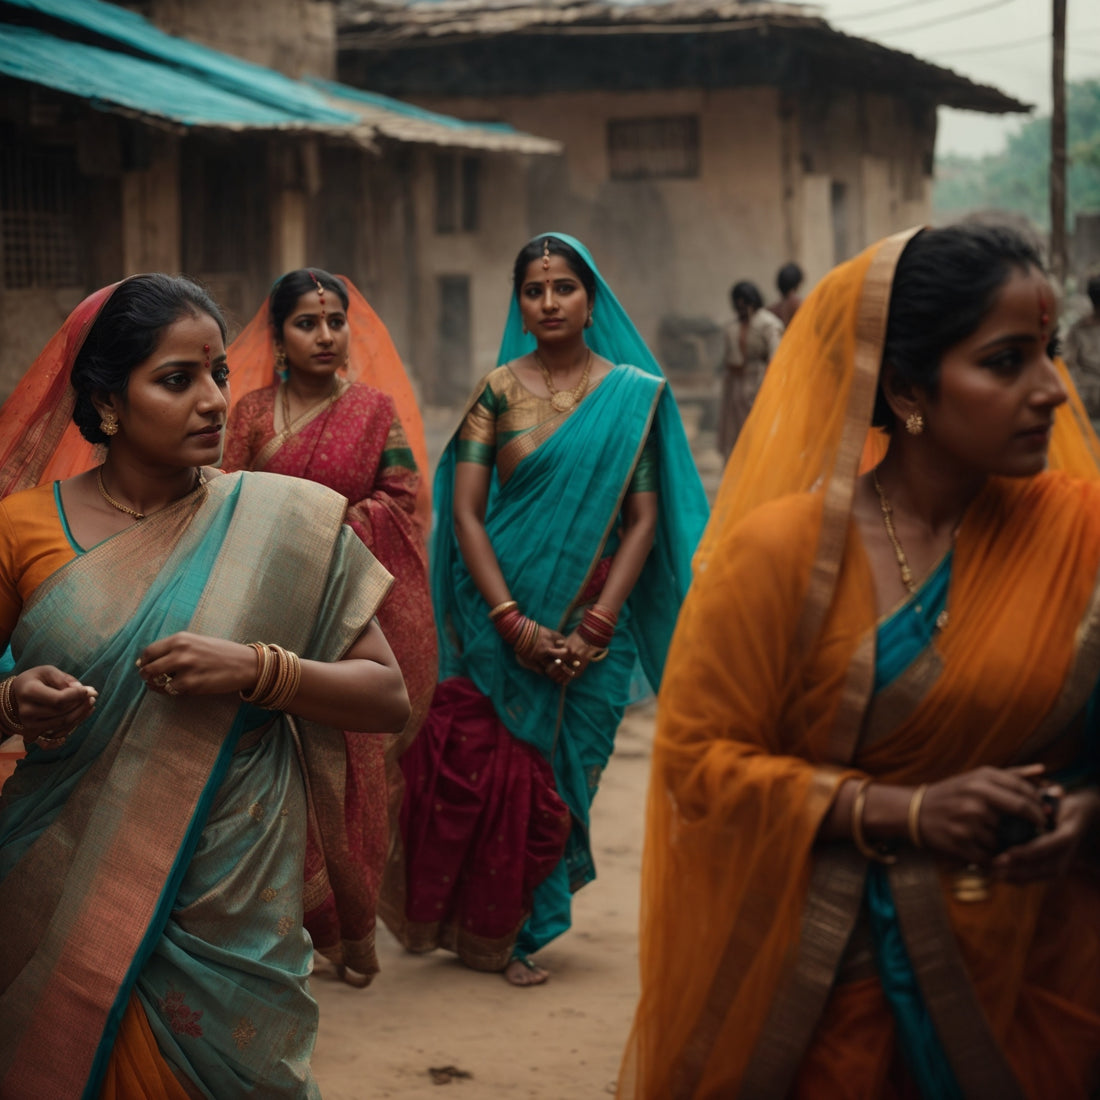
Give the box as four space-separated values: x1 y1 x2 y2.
136 619 410 733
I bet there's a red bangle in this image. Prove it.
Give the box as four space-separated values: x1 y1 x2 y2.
578 604 617 649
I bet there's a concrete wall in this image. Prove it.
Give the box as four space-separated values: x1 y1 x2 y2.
408 85 935 386
146 0 336 79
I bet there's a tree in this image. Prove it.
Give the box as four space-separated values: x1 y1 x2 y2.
933 79 1100 229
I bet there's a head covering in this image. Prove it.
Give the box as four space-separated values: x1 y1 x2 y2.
226 274 430 532
0 283 119 498
497 231 710 683
620 228 1100 1097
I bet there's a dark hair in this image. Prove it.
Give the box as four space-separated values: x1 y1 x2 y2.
730 281 763 310
1087 274 1100 310
777 262 803 296
872 223 1044 432
511 236 597 303
71 274 227 445
269 268 350 337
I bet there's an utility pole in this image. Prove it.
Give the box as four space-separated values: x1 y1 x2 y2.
1051 0 1067 283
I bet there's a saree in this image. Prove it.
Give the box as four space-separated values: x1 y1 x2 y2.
619 230 1100 1098
381 232 709 967
0 471 392 1099
225 286 436 982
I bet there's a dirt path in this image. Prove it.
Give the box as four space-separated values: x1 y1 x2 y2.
311 701 655 1100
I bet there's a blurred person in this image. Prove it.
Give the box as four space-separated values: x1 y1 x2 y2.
768 261 805 326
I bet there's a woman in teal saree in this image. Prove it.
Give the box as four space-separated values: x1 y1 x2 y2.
0 275 409 1099
381 233 709 985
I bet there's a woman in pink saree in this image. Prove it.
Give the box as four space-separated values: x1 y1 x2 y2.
224 269 436 984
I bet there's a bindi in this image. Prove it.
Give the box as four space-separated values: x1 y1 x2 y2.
1038 288 1051 337
202 343 211 369
308 269 326 319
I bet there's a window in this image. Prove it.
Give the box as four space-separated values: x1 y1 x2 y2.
830 180 850 265
0 143 83 289
437 274 471 400
434 153 480 234
607 116 700 181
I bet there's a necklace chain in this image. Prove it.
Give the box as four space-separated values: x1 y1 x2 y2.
534 349 592 412
280 378 345 429
871 466 952 631
97 466 205 521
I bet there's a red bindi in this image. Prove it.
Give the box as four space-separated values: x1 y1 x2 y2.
202 343 210 368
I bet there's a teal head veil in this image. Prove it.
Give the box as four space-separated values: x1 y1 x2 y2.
495 231 709 687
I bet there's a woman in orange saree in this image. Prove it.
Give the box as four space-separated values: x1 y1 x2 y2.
620 223 1100 1098
0 275 409 1099
224 269 435 985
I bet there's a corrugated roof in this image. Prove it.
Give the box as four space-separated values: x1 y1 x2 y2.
339 0 1028 115
310 78 561 153
0 0 561 150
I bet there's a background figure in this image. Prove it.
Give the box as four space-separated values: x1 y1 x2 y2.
224 268 436 986
0 275 408 1097
620 223 1100 1098
381 233 708 987
717 280 784 459
768 261 805 326
1066 274 1100 421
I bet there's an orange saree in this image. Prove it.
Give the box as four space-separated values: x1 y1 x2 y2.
619 232 1100 1098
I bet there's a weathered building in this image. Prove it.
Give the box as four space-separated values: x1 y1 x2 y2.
0 0 557 402
338 0 1028 385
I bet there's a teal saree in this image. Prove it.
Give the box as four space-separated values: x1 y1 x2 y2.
422 232 709 958
0 471 392 1099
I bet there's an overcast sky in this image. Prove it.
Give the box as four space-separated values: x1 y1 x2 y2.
818 0 1100 157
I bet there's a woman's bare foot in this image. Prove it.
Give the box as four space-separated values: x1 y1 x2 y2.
504 955 549 986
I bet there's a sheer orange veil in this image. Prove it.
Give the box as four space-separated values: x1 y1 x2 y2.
226 276 431 533
0 283 119 497
620 228 1100 1098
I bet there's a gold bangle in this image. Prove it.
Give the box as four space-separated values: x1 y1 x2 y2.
851 778 897 865
240 643 272 704
908 784 928 849
0 677 23 731
488 599 518 622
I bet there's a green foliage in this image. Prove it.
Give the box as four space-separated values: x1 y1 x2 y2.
933 80 1100 228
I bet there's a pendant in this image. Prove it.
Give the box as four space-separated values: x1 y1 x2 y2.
550 391 577 412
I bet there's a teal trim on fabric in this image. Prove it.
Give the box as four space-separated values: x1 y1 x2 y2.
866 867 964 1100
455 439 494 466
874 551 952 692
53 480 84 555
628 435 658 494
81 704 250 1100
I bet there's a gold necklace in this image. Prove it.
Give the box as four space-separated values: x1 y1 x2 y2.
280 378 345 429
871 467 950 631
97 466 205 520
534 349 592 413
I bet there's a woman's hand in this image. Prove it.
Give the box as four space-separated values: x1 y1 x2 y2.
992 786 1100 882
137 632 257 697
11 666 98 742
918 764 1049 865
515 625 569 680
557 629 605 682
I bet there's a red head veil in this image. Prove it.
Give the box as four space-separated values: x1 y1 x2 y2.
227 275 431 535
0 283 121 499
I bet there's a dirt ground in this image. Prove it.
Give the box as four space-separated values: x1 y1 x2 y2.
310 701 656 1100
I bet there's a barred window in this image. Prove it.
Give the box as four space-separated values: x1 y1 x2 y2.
607 116 700 181
1 144 83 289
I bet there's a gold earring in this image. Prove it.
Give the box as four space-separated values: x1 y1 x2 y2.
275 348 287 371
100 412 118 437
905 412 924 436
585 311 594 329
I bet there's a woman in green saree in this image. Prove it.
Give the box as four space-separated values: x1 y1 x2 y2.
381 233 709 986
0 275 410 1099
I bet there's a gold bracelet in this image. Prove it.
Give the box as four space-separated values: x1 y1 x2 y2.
240 642 273 704
851 778 898 864
908 784 928 849
488 599 519 622
0 676 23 731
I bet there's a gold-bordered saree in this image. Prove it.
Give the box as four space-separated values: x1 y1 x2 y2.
0 471 391 1099
620 231 1100 1099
